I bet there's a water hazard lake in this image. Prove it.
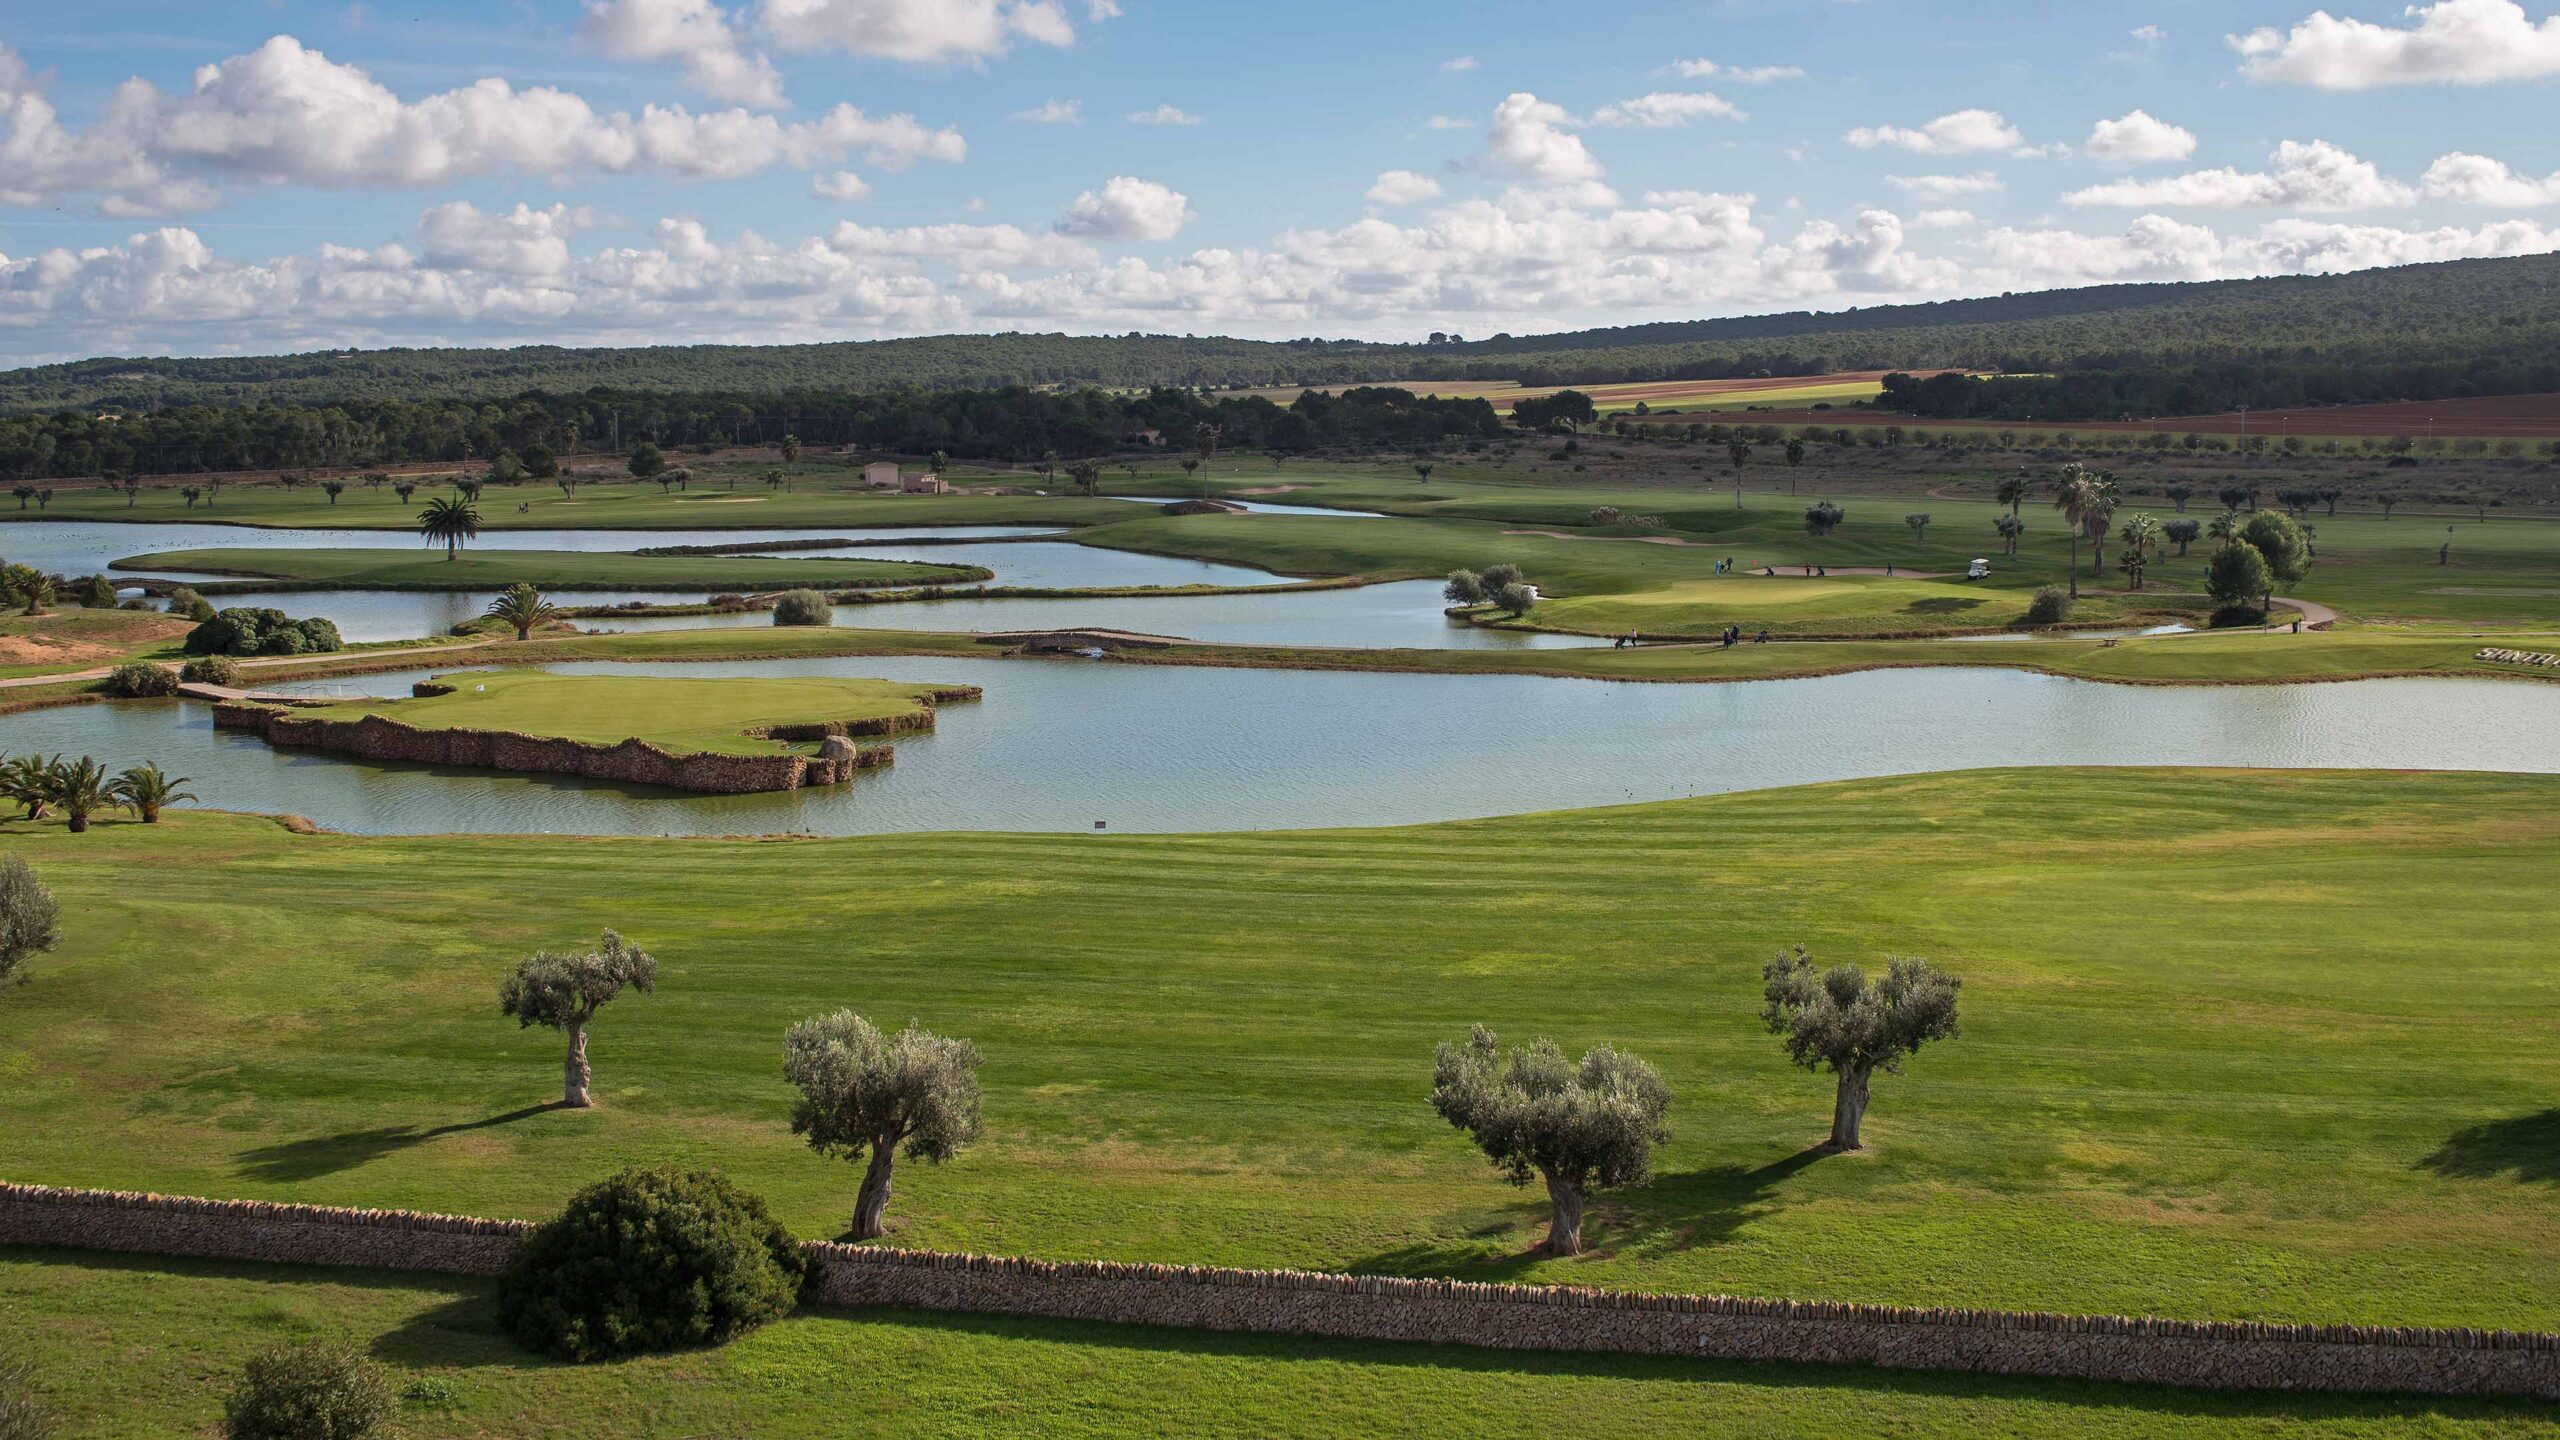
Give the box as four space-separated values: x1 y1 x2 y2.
15 660 2557 837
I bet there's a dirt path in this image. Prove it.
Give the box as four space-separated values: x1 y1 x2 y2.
0 637 495 691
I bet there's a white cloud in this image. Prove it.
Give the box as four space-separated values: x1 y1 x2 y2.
1425 115 1473 130
414 201 602 278
1055 175 1193 240
1366 169 1442 206
758 0 1084 62
1913 208 1977 228
1665 58 1804 82
811 169 872 200
2085 109 2196 162
0 36 964 214
1887 172 2001 200
17 191 2560 362
1441 55 1478 72
2231 0 2560 86
1976 211 2560 289
1476 92 1602 184
1126 104 1201 126
1845 108 2023 154
2064 140 2414 211
2422 151 2560 205
1587 92 1743 127
581 0 783 108
1010 98 1081 123
2131 24 2166 43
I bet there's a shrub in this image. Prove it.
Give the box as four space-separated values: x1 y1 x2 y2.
105 661 180 698
78 575 117 609
165 587 216 622
497 1167 806 1361
180 654 245 686
0 1351 46 1440
770 590 831 627
184 609 344 658
2024 585 2072 625
221 1344 395 1440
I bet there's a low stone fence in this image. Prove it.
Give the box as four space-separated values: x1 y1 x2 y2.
2476 648 2560 670
4 1182 2554 1400
0 1182 526 1275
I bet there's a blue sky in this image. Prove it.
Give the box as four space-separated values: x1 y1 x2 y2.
4 0 2560 361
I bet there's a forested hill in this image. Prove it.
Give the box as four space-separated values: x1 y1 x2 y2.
6 251 2559 412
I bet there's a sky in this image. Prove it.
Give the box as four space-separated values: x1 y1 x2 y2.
7 0 2560 363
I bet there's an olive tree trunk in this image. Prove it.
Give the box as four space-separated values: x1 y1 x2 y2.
1541 1171 1586 1256
851 1142 898 1240
1830 1063 1872 1150
562 1023 592 1108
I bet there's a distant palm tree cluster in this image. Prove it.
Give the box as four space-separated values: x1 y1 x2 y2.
0 754 192 833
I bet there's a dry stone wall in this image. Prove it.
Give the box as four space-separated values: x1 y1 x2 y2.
3 1182 2553 1400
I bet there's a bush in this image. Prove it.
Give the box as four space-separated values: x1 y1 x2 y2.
180 654 245 686
497 1167 806 1361
770 590 831 627
0 1351 46 1440
105 661 180 698
165 587 216 622
221 1344 394 1440
2024 586 2072 625
78 575 117 609
184 608 345 658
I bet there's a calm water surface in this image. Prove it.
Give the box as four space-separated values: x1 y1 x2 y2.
14 663 2555 837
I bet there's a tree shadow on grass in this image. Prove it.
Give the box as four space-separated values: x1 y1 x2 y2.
232 1103 564 1184
1347 1145 1832 1279
814 1307 2555 1426
2416 1109 2560 1183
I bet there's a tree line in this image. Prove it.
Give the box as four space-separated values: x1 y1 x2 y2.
7 252 2558 414
0 384 1504 479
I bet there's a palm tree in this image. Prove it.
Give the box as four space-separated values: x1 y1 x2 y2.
2050 464 2103 599
1994 513 2025 556
0 754 56 820
485 582 561 641
419 496 482 561
111 765 194 824
1994 472 2030 517
1413 462 1434 484
47 757 114 834
2117 514 2163 590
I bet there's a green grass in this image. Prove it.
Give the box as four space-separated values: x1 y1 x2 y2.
285 669 957 756
5 1250 2550 1440
1 770 2556 1331
1517 573 2208 637
110 547 990 592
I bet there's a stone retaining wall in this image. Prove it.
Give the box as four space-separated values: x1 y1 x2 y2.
209 703 910 794
3 1182 2552 1399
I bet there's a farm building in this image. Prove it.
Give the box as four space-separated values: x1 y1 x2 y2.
903 472 947 494
862 461 903 489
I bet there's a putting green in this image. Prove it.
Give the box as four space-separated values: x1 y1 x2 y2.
289 669 960 756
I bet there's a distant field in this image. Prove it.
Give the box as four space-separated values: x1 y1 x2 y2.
1742 391 2560 441
1227 372 1919 415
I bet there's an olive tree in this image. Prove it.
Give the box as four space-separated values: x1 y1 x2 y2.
1442 569 1486 605
498 930 657 1108
781 1011 983 1239
1761 948 1960 1150
0 855 60 990
1428 1025 1672 1256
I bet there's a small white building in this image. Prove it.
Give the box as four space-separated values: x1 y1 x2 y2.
903 472 947 494
863 461 904 489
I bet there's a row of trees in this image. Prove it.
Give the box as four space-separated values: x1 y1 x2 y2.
0 384 1507 479
496 927 1962 1259
1443 563 1538 616
0 754 191 832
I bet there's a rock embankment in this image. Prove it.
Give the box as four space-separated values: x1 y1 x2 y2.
211 683 981 794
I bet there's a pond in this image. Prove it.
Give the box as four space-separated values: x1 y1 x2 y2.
16 661 2557 838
